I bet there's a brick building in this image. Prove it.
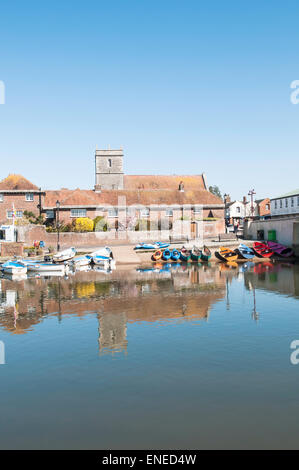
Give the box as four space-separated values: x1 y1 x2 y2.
0 148 224 230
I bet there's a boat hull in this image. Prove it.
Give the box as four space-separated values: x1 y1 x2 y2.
253 242 273 258
200 245 212 262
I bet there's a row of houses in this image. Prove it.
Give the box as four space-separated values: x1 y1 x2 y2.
0 149 225 238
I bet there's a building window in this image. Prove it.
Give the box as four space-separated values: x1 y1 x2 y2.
266 204 270 211
0 194 3 202
46 210 54 219
280 199 282 208
285 199 288 208
291 198 294 207
108 208 118 218
194 206 202 214
25 193 34 201
274 201 277 209
140 208 150 218
297 197 299 206
165 209 173 217
71 208 87 217
108 159 112 168
7 210 23 219
236 207 241 213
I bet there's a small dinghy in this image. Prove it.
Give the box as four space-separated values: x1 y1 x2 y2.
171 249 180 261
92 247 114 265
237 243 255 260
180 246 191 262
72 254 92 267
191 246 202 262
162 248 172 261
25 262 68 274
134 242 170 250
200 245 212 262
253 242 273 258
152 249 163 261
267 241 294 258
2 261 27 275
215 247 238 262
53 247 76 263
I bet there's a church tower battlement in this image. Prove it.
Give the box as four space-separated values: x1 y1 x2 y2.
95 148 124 191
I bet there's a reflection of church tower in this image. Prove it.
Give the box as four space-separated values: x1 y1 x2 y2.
98 312 128 355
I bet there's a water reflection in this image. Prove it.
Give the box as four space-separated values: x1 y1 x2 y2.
0 261 298 353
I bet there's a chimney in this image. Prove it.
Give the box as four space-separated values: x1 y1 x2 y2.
224 194 231 204
243 196 247 204
178 181 184 192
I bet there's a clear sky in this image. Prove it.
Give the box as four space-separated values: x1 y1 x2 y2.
0 0 298 200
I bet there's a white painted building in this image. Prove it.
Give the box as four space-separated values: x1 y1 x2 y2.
271 189 299 217
226 199 256 223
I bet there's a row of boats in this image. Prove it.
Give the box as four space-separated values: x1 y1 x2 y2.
135 240 295 264
0 246 115 275
215 241 294 262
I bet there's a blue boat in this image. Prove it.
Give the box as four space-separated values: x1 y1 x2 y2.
237 244 255 260
134 242 170 250
162 249 172 260
171 249 180 261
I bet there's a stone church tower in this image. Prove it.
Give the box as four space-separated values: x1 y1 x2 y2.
95 148 124 191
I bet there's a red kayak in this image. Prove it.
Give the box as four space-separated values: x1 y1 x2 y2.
253 242 274 258
267 241 294 258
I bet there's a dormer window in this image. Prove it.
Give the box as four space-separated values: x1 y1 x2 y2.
178 181 184 192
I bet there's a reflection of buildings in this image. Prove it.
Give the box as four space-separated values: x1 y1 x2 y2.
0 266 229 353
244 263 299 298
98 312 128 355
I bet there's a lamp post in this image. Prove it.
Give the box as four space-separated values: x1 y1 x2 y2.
224 193 229 233
248 189 256 218
56 200 60 252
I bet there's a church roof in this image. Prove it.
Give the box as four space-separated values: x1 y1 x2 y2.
0 174 39 191
124 175 206 191
44 188 223 208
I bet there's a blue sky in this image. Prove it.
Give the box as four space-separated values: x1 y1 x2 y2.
0 0 298 200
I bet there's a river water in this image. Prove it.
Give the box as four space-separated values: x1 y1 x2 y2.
0 261 298 449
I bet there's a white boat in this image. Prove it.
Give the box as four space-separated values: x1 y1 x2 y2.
71 254 92 267
26 262 68 274
91 247 114 266
53 247 76 263
1 261 27 275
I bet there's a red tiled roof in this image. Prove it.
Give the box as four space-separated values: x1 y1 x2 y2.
0 174 39 191
124 175 206 190
44 188 223 208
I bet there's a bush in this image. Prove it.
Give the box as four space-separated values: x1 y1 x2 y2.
74 217 94 232
94 216 109 232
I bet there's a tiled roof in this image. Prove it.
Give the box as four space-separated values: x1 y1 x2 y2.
44 188 223 208
124 175 206 190
0 174 39 191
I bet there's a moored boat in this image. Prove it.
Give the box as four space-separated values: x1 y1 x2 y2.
215 247 238 262
200 245 212 262
171 249 180 261
72 254 92 267
191 246 202 262
152 249 163 261
1 261 27 275
253 242 273 258
162 248 171 261
53 247 76 263
26 262 68 273
91 247 114 265
236 243 255 260
180 246 191 262
267 241 294 258
134 242 170 250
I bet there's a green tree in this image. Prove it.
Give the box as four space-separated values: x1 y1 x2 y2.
209 185 222 199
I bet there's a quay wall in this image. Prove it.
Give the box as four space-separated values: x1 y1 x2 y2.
16 219 225 249
244 217 299 254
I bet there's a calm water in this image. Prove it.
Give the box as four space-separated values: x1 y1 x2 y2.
0 261 299 449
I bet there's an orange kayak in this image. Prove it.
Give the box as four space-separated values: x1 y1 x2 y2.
215 247 238 262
